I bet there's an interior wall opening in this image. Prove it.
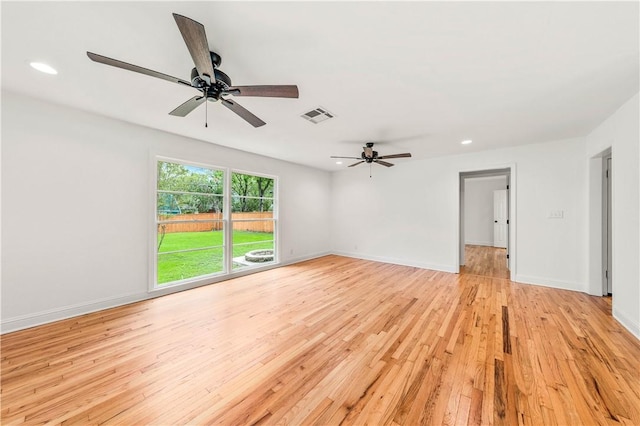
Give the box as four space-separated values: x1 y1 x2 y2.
458 168 514 280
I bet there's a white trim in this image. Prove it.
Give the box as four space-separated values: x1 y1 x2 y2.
148 151 159 292
1 251 331 334
464 240 494 247
457 163 517 280
514 274 584 292
331 251 457 273
587 146 612 296
613 307 640 339
1 291 147 334
5 251 630 335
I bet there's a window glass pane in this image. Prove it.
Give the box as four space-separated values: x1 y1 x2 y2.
231 173 274 213
157 225 224 253
157 193 223 219
232 241 275 270
231 220 274 236
231 196 274 213
158 247 224 284
231 221 274 270
158 161 223 194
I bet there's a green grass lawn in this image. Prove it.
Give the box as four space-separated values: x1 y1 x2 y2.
157 230 273 284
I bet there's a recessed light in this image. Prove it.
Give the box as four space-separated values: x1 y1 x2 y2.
461 139 472 145
336 161 343 165
30 62 58 75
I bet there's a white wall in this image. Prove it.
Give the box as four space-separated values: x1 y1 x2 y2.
1 92 332 332
331 137 587 290
586 93 639 338
464 176 507 246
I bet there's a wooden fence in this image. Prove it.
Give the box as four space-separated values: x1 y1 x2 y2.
158 212 274 233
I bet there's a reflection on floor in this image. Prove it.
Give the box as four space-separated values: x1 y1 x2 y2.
460 244 510 279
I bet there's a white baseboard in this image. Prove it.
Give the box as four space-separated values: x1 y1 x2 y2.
1 291 148 334
332 250 456 273
514 274 584 292
6 252 632 339
464 240 494 247
613 307 640 340
1 251 332 334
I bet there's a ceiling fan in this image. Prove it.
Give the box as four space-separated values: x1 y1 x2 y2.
331 142 412 168
87 13 299 128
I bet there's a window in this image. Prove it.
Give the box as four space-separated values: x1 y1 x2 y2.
153 159 277 288
156 160 225 285
231 172 276 270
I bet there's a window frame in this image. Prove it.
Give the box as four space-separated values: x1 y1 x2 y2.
149 157 279 292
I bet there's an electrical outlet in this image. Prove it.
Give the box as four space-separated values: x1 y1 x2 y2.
289 248 294 255
548 210 564 219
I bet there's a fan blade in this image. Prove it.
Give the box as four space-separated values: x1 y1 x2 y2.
363 146 373 158
87 52 192 87
377 153 412 159
221 98 266 127
225 85 299 98
330 156 361 159
348 161 365 168
375 160 394 167
169 96 206 117
173 14 215 83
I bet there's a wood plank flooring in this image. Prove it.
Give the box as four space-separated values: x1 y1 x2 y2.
2 253 640 425
461 245 510 279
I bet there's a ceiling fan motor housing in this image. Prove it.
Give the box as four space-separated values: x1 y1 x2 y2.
209 51 222 69
190 67 231 100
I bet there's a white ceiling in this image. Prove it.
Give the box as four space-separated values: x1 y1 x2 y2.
2 1 638 171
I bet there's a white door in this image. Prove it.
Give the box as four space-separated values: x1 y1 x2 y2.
493 189 507 248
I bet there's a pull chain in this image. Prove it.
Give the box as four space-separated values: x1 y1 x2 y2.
205 95 208 128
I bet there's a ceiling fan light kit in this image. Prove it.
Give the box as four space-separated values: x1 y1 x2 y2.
87 13 299 128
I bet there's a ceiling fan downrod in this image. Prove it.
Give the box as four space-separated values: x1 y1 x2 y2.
205 90 208 128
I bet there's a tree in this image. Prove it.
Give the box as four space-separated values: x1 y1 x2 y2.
157 161 223 214
231 173 274 212
255 177 273 212
232 173 252 212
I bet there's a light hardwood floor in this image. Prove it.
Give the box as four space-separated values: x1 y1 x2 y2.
460 245 510 280
2 252 640 425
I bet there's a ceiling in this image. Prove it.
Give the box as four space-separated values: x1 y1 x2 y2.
2 2 638 171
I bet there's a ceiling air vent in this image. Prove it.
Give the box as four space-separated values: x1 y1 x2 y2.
301 107 335 124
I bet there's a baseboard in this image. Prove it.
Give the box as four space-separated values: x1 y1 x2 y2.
280 251 332 266
1 251 332 334
514 274 584 292
464 240 494 247
332 251 456 273
612 307 640 340
1 291 148 334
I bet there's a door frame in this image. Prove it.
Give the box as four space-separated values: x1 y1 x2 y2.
457 165 516 280
603 152 612 295
587 147 612 296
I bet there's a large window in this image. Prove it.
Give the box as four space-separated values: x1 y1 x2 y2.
154 159 277 288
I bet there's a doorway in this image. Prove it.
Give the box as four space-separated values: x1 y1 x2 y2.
459 168 514 280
